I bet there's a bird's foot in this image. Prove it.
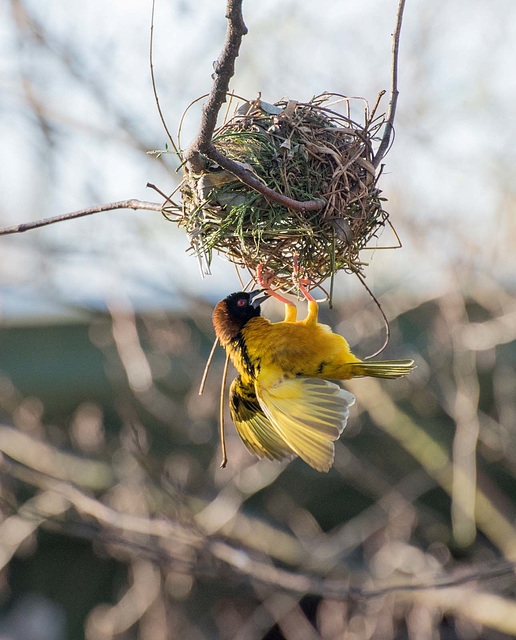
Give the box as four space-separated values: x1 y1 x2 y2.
256 264 295 307
256 263 274 289
292 253 316 302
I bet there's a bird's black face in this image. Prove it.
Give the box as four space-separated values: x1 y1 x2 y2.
223 290 269 326
213 289 271 343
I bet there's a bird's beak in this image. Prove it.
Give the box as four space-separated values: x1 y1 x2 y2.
249 288 270 309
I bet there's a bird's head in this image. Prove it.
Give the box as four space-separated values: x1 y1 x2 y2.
213 290 270 343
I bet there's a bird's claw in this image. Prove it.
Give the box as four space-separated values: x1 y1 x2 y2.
256 263 275 289
292 253 316 302
255 264 295 307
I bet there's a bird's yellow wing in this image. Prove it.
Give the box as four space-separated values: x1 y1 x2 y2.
255 377 355 472
229 377 295 462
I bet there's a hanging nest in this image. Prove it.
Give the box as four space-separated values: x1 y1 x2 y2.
178 93 390 291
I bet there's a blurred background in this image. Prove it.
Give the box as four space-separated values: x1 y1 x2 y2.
0 0 515 638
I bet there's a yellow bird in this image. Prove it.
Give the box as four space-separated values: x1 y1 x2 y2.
213 289 414 472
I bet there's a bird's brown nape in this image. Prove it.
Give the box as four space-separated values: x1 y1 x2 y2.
212 301 242 345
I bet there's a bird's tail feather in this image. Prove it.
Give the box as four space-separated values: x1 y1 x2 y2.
348 359 415 379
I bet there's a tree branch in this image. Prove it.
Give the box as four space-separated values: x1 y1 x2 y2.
213 541 516 600
184 0 248 174
184 0 324 212
372 0 406 168
0 200 164 236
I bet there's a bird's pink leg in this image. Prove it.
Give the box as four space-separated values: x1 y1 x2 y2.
292 254 318 323
256 265 297 321
292 253 316 302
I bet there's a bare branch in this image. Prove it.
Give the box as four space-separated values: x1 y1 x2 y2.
372 0 407 168
0 200 164 236
184 0 324 212
184 0 248 174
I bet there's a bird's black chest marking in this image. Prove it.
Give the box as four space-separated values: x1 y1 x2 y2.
230 334 260 378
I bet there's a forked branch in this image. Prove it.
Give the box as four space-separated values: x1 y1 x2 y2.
184 0 325 212
184 0 248 173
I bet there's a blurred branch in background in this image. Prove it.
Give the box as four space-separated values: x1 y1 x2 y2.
350 377 516 559
0 490 69 572
1 439 515 600
85 559 162 640
440 292 481 547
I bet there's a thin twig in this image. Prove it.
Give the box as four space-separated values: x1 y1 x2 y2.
199 337 219 396
177 93 209 153
234 263 246 289
219 352 231 468
355 271 391 359
184 0 325 212
199 273 251 398
372 0 406 168
150 0 180 157
368 90 386 126
147 181 183 210
0 200 163 236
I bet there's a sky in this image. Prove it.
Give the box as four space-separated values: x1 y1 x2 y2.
0 0 515 319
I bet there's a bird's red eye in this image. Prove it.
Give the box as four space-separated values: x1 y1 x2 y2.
237 298 247 307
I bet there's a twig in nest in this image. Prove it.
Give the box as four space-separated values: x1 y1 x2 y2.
206 148 325 212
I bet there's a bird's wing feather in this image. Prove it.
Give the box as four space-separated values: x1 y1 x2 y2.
255 378 355 472
229 378 295 461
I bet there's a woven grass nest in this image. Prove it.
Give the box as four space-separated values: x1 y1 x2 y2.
179 93 389 291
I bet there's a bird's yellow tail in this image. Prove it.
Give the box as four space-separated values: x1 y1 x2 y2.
348 359 415 379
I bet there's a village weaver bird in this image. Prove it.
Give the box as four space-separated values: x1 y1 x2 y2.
212 285 415 472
